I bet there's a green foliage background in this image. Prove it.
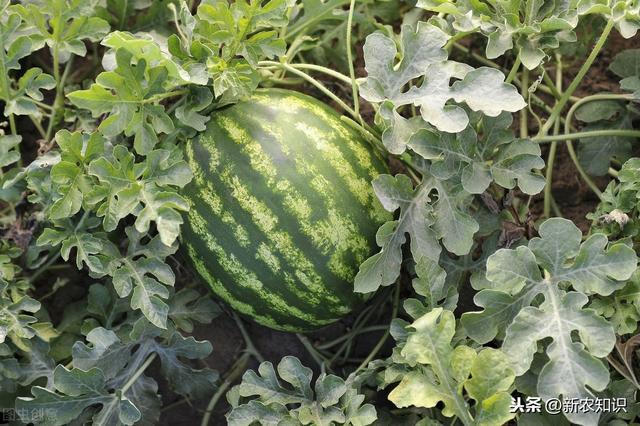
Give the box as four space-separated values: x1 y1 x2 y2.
0 0 639 425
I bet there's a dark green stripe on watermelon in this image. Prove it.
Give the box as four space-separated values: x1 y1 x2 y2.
181 88 391 332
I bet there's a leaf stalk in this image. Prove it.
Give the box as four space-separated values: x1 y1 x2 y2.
539 18 615 136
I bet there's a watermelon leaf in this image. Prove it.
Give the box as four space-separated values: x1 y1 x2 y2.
590 272 640 334
586 154 640 366
0 5 55 120
462 218 637 425
360 22 525 140
68 49 175 154
79 282 219 404
578 0 640 39
13 0 110 62
87 145 192 246
168 288 221 333
385 308 515 425
174 86 215 131
191 0 291 103
63 319 218 416
0 135 21 169
0 343 20 391
228 356 376 426
577 110 636 176
101 31 207 86
462 218 636 343
38 224 180 328
575 55 640 175
73 325 217 400
410 113 545 195
354 174 441 293
17 338 56 389
355 173 481 294
37 217 109 273
0 243 54 353
16 365 142 426
0 282 41 351
49 131 106 220
610 48 640 96
4 68 56 117
417 0 579 69
105 228 177 328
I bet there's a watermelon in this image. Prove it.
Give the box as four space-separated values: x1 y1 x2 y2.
181 88 391 332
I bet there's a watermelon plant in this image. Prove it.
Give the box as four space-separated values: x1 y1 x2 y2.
0 0 639 425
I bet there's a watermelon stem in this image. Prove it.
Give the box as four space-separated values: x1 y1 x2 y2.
340 115 387 155
232 312 265 363
259 61 387 154
261 62 353 85
328 297 383 365
259 61 359 119
200 351 252 426
315 325 389 350
346 0 364 129
355 279 401 373
298 333 333 374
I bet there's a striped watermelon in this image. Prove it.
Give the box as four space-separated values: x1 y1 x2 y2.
181 89 391 331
